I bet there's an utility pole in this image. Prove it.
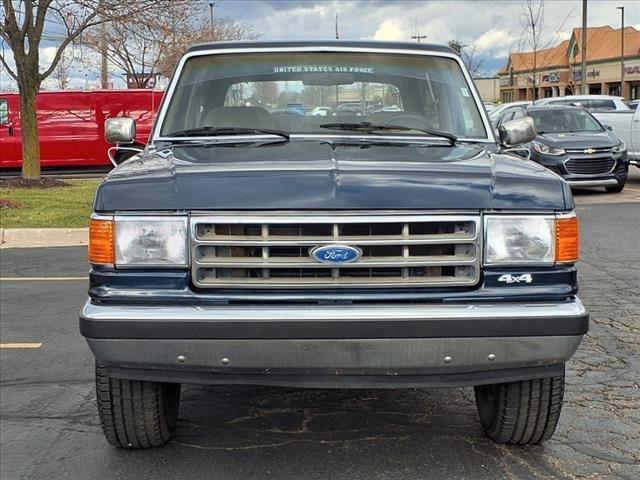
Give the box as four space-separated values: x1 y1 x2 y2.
209 2 215 39
580 0 588 94
335 12 339 39
411 34 427 43
617 5 625 96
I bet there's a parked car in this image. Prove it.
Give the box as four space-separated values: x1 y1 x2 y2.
81 40 587 449
592 107 640 168
311 106 332 116
0 89 163 170
488 101 532 126
483 101 498 113
330 102 366 116
535 94 630 112
627 100 639 111
493 105 628 192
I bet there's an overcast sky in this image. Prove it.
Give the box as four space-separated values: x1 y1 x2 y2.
1 0 639 90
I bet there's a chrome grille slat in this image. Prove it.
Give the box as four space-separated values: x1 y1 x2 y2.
191 213 481 288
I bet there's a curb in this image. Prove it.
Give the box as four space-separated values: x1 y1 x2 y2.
0 228 88 249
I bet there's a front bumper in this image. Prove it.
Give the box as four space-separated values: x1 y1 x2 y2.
81 298 588 388
532 150 628 188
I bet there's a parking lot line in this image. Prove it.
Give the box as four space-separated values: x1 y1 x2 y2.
0 343 43 349
0 276 86 281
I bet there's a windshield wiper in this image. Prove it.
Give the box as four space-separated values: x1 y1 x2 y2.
165 126 290 141
319 122 457 145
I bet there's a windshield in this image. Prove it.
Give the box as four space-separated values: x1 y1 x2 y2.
529 109 604 134
159 52 488 140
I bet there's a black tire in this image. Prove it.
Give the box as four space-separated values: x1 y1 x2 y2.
474 370 565 445
605 183 625 193
95 361 181 449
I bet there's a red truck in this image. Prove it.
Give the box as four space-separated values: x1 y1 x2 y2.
0 89 163 171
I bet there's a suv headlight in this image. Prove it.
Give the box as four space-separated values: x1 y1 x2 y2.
89 215 188 267
612 141 626 153
484 213 578 265
533 141 565 156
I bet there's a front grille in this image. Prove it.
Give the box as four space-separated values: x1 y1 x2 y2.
565 157 616 175
565 146 612 154
190 213 481 288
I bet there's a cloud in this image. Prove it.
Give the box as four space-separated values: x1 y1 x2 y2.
373 19 406 41
474 29 518 57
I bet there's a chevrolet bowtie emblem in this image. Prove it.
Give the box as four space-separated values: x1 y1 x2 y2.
584 148 596 154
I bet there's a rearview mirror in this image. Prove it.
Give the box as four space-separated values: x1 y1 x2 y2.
498 117 536 147
105 117 136 144
604 124 613 131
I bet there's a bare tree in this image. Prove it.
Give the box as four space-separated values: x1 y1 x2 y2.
52 47 72 90
0 0 163 180
156 17 257 79
84 0 199 89
448 40 486 78
516 0 573 101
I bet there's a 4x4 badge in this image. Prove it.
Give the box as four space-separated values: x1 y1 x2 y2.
498 274 533 284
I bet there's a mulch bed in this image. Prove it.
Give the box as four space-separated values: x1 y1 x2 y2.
0 198 22 209
0 177 70 189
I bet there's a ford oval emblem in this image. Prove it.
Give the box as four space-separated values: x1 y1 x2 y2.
310 245 362 264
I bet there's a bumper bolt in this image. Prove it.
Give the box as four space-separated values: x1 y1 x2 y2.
488 354 496 361
176 355 186 363
221 357 230 366
444 356 452 364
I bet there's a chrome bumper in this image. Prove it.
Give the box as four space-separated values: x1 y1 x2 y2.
81 299 588 387
567 178 619 187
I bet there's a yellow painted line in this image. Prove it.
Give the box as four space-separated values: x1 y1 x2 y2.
0 276 86 281
0 343 43 349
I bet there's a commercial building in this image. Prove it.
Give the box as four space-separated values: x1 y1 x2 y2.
499 26 640 103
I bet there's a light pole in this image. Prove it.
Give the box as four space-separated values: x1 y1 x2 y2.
617 6 625 96
209 2 215 39
580 0 587 94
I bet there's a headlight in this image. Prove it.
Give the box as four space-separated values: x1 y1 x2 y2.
484 214 579 265
613 141 626 153
533 142 565 156
89 215 188 267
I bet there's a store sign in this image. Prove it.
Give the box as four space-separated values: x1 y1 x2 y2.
572 68 600 81
625 65 640 74
540 72 560 83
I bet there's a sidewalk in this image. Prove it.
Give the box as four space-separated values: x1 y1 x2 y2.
0 228 88 249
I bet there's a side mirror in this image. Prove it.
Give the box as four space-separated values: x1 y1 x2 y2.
604 125 613 131
498 116 536 148
105 117 136 144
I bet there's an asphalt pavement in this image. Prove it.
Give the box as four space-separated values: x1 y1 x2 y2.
1 182 639 479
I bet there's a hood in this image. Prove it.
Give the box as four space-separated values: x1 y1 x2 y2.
537 131 618 149
94 141 571 212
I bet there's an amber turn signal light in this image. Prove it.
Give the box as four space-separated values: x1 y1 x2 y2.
555 215 579 263
89 218 115 265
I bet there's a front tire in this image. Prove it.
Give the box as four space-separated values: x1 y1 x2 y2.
95 361 181 448
605 183 625 193
474 370 565 444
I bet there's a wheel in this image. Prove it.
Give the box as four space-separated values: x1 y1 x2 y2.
605 183 625 193
95 361 181 449
474 370 565 444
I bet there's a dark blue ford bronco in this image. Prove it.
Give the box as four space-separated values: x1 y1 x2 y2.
80 41 588 448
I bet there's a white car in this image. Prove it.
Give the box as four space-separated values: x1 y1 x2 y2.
488 101 532 126
535 95 630 112
311 106 332 116
594 107 640 166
